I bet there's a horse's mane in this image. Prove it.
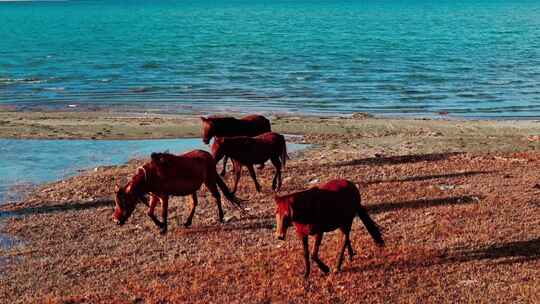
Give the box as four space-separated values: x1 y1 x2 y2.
284 187 320 223
279 187 319 205
207 116 238 129
150 152 175 166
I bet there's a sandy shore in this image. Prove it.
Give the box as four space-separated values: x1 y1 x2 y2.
1 108 540 303
3 108 540 154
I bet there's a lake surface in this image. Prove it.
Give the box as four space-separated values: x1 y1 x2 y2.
1 0 540 117
0 138 307 204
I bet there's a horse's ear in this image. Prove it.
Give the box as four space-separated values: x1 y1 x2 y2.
200 116 208 122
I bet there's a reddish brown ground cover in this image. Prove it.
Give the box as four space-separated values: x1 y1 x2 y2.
1 148 539 303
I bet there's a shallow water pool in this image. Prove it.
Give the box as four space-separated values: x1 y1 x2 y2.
0 138 307 204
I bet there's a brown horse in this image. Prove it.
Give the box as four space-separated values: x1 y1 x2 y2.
274 179 384 277
201 114 271 175
211 132 288 194
113 150 245 234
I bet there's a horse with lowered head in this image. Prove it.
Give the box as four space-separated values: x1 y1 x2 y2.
211 132 288 194
113 150 245 234
274 179 384 278
201 114 271 175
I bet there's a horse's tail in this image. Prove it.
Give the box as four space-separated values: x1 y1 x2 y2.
215 174 247 212
280 136 289 168
357 205 384 246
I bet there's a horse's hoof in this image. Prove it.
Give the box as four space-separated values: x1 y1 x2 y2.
160 228 168 235
183 222 192 228
321 266 330 274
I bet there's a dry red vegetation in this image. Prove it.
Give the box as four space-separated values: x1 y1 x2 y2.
1 148 540 303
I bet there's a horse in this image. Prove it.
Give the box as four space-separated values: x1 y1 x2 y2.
211 132 288 194
200 114 271 176
113 150 245 234
274 179 384 278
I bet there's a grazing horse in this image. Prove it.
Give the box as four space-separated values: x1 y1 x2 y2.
113 150 245 234
201 114 271 175
274 179 384 278
211 132 288 194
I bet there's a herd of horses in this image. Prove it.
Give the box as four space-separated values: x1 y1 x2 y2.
113 114 384 277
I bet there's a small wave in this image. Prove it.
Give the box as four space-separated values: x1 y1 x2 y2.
129 87 157 93
43 87 65 91
0 77 45 85
141 62 160 69
405 73 447 83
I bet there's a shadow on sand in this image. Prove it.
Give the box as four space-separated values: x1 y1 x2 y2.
365 171 493 185
368 195 481 214
333 152 462 167
176 219 275 235
0 199 113 217
347 237 540 274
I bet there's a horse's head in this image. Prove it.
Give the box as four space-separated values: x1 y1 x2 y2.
113 183 143 225
211 137 225 162
274 194 292 241
200 117 214 144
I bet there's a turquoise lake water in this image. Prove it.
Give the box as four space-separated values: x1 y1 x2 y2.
1 0 540 117
0 138 307 204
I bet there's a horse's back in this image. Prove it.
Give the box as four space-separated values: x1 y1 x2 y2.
223 132 284 164
317 179 361 208
290 179 360 231
151 150 215 182
241 114 271 131
211 114 271 137
253 132 285 150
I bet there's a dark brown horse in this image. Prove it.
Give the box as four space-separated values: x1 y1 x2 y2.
201 114 271 175
113 150 245 234
211 132 288 194
274 179 384 277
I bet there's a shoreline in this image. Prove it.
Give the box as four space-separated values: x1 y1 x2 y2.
3 107 540 141
4 101 540 122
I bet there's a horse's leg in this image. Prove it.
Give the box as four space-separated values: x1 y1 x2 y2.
232 161 242 194
301 235 310 278
346 239 355 261
204 181 224 223
147 194 164 229
184 193 198 228
246 164 261 193
335 228 351 272
312 233 330 274
159 196 169 235
220 156 229 176
270 157 282 191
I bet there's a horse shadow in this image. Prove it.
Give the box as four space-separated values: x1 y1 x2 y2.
368 195 481 214
0 199 113 217
333 152 462 167
347 237 540 273
365 171 493 184
448 238 540 265
176 218 275 235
